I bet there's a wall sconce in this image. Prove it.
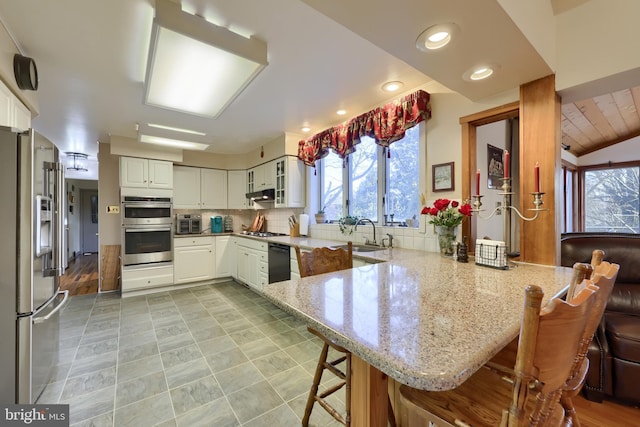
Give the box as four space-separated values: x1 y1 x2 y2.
144 0 268 118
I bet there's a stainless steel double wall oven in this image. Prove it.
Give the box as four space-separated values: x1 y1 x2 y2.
121 195 173 266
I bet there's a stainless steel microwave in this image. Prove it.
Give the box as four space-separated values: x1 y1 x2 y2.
121 195 172 226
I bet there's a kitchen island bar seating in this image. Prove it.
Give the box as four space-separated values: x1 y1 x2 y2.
561 258 619 427
295 242 354 426
399 278 599 426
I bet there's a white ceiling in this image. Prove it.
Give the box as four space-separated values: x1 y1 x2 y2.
0 0 554 164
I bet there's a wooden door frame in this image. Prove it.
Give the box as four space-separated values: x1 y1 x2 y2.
460 102 520 252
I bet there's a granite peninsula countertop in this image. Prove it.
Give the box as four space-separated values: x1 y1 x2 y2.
261 251 574 391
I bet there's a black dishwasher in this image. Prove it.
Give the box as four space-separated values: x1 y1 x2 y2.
268 243 291 283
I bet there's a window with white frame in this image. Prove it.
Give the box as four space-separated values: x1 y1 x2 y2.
319 125 420 223
582 163 639 233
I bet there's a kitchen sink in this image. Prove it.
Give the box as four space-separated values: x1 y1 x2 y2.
333 244 381 253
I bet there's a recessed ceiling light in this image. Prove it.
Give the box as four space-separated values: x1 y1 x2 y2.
463 64 497 82
147 123 206 136
470 67 493 80
336 109 346 116
382 81 404 92
416 23 459 51
301 126 311 133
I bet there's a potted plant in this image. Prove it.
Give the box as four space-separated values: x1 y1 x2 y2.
338 215 360 235
315 206 326 224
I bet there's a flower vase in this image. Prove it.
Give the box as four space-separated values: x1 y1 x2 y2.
436 226 458 257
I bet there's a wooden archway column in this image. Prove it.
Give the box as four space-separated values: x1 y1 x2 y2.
460 75 561 265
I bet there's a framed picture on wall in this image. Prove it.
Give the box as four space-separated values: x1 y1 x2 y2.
487 144 504 189
432 162 454 192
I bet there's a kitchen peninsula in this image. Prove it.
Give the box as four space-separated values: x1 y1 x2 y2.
262 251 574 425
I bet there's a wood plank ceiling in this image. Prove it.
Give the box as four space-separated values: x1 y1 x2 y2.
561 86 640 156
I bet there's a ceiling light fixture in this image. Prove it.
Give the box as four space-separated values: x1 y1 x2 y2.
137 123 211 151
336 109 346 116
147 123 206 136
65 152 88 172
382 81 404 92
301 126 311 133
144 0 268 118
463 64 498 82
139 135 209 151
416 23 459 51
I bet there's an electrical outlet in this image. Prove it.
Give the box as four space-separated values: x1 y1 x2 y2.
496 201 502 215
106 205 120 214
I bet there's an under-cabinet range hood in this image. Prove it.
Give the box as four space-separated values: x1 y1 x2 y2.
246 188 275 201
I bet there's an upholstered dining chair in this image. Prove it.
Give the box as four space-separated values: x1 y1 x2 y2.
295 242 353 426
399 278 599 426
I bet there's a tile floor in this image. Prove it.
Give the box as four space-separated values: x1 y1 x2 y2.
39 281 347 426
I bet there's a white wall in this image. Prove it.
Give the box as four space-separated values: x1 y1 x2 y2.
475 120 508 240
555 0 640 93
578 136 640 166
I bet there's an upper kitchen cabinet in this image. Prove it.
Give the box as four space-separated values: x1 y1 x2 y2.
174 165 227 210
227 170 247 209
0 79 31 131
248 161 276 192
120 157 173 189
275 156 305 208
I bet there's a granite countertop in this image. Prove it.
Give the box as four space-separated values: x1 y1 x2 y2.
234 234 426 263
173 231 235 238
261 252 573 391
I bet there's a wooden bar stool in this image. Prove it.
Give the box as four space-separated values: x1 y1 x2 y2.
561 256 619 427
400 278 599 426
295 242 353 426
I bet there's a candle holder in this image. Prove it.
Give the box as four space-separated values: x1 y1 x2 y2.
471 177 547 265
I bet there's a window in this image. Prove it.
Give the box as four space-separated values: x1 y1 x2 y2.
349 136 379 219
319 125 420 223
582 164 639 233
562 163 576 233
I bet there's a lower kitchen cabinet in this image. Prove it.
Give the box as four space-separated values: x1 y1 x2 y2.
235 237 267 291
174 236 215 284
215 236 236 278
121 263 174 293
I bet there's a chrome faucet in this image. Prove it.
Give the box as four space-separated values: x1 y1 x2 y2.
355 218 377 245
382 233 394 248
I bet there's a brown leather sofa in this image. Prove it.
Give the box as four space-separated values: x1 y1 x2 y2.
560 233 640 405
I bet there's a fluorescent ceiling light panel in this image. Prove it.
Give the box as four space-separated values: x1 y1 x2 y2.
140 134 209 151
147 123 206 135
144 0 268 118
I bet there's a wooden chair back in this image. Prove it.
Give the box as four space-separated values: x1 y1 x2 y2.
505 283 597 426
295 242 353 278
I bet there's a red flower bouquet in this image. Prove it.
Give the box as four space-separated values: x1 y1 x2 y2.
421 198 472 227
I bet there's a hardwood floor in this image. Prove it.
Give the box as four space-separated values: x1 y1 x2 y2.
59 253 98 296
573 395 640 427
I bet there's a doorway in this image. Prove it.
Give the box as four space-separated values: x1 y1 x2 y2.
60 180 99 296
80 189 99 254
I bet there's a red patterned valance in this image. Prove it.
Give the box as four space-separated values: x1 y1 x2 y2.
297 90 431 167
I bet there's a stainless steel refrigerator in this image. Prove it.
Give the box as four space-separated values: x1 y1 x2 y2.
0 127 68 404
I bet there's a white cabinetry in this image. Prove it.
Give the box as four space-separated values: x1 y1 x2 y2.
201 168 227 209
248 161 275 191
120 157 173 189
122 264 174 293
174 166 227 209
227 170 248 209
215 236 236 278
174 236 215 284
275 156 305 208
290 246 300 280
235 237 268 291
0 79 31 130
